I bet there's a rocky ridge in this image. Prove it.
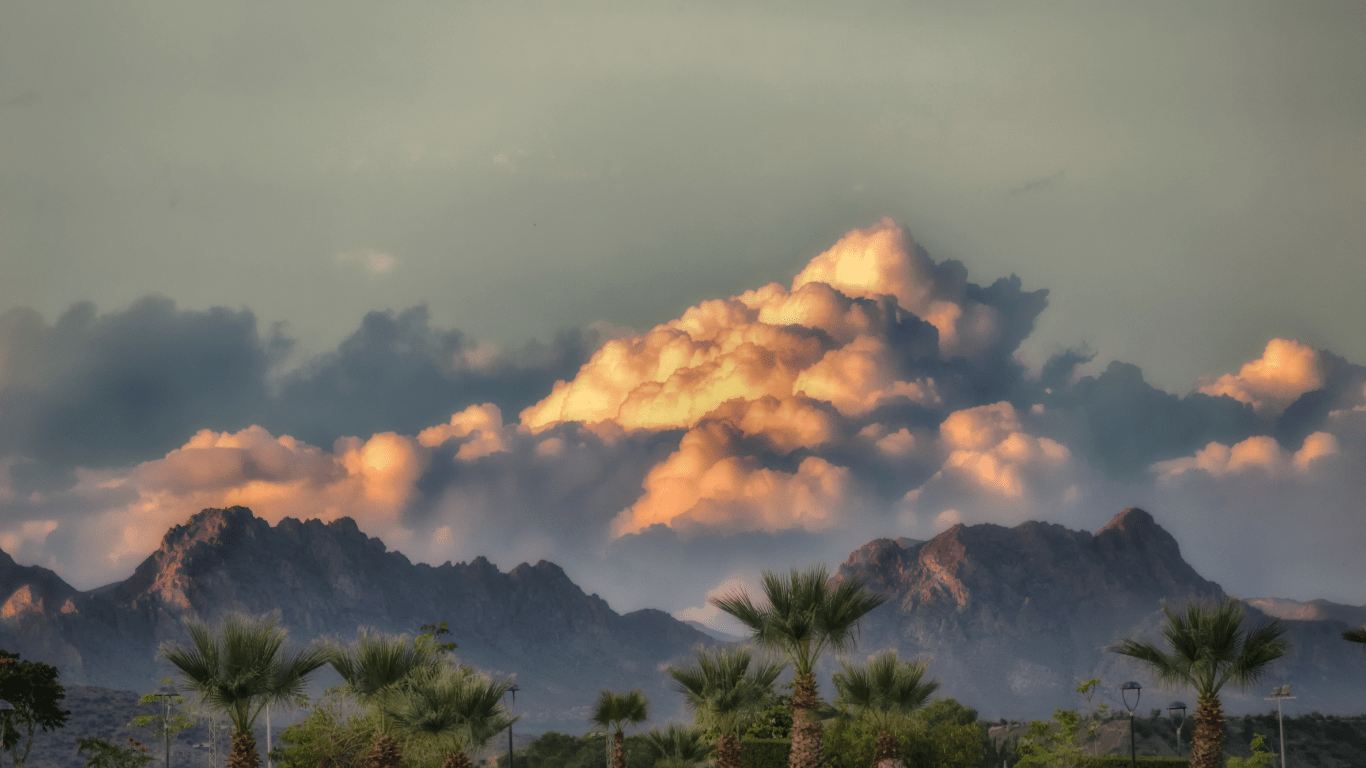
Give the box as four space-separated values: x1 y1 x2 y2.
0 507 711 730
836 508 1366 718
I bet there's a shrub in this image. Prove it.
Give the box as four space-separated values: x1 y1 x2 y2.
739 738 789 768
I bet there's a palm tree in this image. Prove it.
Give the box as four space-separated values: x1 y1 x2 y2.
664 647 785 768
711 566 887 768
1108 599 1289 768
161 613 329 768
643 724 712 768
1344 627 1366 645
830 651 939 768
380 664 517 768
590 689 650 768
325 628 443 768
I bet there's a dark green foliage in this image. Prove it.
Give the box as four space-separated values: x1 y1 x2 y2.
0 649 72 768
271 687 381 768
1070 754 1191 759
820 699 983 768
739 696 792 740
516 731 654 768
738 738 788 768
75 737 156 768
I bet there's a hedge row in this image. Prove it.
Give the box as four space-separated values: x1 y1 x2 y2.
739 738 790 768
1075 757 1190 767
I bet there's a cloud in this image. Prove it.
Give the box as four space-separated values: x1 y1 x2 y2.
3 219 1366 615
611 420 858 537
1197 338 1324 416
0 300 600 493
1153 432 1339 479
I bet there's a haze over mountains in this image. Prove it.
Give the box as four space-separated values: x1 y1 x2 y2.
2 505 1364 730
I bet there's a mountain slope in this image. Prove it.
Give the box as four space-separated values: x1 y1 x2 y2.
0 507 711 730
836 508 1366 718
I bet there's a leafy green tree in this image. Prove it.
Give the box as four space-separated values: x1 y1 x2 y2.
1015 709 1083 768
1226 733 1276 768
664 648 783 768
712 566 887 768
416 623 459 656
1344 627 1366 645
1109 598 1289 768
1073 678 1111 755
642 724 711 768
590 689 650 768
829 651 938 768
161 613 329 768
271 687 380 768
128 678 196 768
325 628 443 768
381 664 517 768
76 737 156 768
0 650 71 768
740 694 792 740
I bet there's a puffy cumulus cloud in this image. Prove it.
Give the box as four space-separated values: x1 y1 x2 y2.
793 336 941 416
1198 339 1324 416
611 421 858 537
792 217 1009 362
523 218 1041 436
1153 432 1339 480
931 402 1072 499
417 403 510 460
9 426 432 585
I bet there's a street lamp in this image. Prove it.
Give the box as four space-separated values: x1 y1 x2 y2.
147 685 177 768
505 684 520 768
1264 685 1295 768
1167 701 1187 758
1121 681 1142 768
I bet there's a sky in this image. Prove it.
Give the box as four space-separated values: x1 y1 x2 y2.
2 1 1364 631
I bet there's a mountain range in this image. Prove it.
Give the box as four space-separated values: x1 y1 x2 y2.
2 505 1364 733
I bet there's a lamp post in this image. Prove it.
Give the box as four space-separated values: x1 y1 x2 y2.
0 699 12 768
147 685 176 768
505 684 520 768
1121 681 1142 768
1264 685 1295 768
1167 701 1187 758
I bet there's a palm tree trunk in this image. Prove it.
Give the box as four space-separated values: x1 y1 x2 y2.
873 730 900 768
789 672 823 768
441 752 473 768
1189 694 1225 768
228 731 259 768
364 733 404 768
614 730 626 768
716 732 742 768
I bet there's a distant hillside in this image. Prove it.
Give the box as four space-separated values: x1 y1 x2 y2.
836 508 1366 719
0 506 712 730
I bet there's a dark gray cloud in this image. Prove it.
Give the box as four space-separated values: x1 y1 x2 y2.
0 298 600 491
270 306 602 447
1026 359 1261 481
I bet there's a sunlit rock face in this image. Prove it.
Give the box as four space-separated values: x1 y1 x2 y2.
835 508 1366 719
0 506 710 730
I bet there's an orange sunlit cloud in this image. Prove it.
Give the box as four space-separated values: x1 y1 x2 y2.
1196 338 1324 416
520 218 985 436
611 421 855 537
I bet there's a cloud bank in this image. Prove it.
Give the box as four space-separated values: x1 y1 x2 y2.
2 219 1364 616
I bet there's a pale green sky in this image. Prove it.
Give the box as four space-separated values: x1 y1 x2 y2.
3 0 1364 391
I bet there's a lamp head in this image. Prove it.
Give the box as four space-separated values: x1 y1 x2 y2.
0 700 12 714
1120 681 1142 712
1168 701 1187 719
